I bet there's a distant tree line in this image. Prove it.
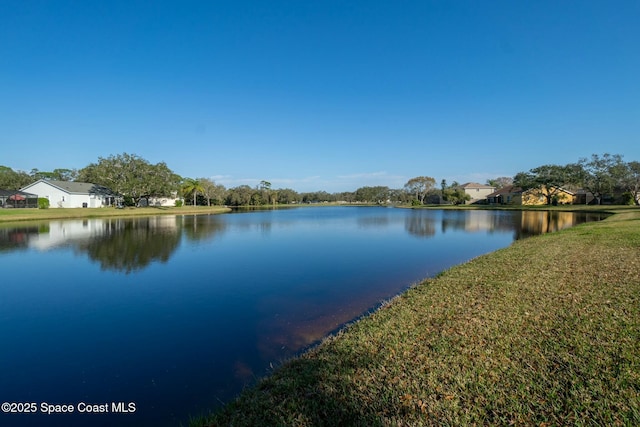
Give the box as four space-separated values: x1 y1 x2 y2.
1 152 638 207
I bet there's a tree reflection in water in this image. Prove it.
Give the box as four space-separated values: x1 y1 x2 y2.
178 214 228 242
79 215 229 273
78 217 182 273
404 213 436 237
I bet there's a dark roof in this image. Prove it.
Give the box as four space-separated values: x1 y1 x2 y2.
486 186 523 198
487 185 575 198
0 189 38 197
23 180 115 195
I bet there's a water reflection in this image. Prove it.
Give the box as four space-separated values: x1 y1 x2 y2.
0 208 610 427
178 214 228 242
0 225 45 252
77 217 181 273
0 215 228 273
517 210 595 237
440 210 516 234
404 213 437 237
408 210 524 239
0 210 608 270
405 210 608 240
357 215 391 228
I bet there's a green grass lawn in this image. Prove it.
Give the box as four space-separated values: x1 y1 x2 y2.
196 207 640 426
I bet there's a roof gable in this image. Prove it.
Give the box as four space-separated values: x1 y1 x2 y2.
22 180 114 195
487 186 523 197
0 189 38 197
460 182 495 189
487 185 575 198
547 186 575 196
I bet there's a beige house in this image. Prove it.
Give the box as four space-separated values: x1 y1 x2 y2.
459 182 496 204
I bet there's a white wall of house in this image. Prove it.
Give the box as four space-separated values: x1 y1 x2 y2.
147 196 180 207
22 181 69 208
20 181 111 208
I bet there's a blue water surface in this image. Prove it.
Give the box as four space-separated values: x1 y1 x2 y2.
0 207 604 426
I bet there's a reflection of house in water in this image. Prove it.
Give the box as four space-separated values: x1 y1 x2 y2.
26 216 181 252
0 225 43 252
439 210 603 241
519 211 577 236
442 210 495 233
28 219 110 251
408 211 521 237
4 216 182 273
440 210 518 234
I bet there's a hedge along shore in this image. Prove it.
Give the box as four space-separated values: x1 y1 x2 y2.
195 207 640 427
0 205 231 224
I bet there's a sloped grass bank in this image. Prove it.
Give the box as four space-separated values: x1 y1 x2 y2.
197 209 640 426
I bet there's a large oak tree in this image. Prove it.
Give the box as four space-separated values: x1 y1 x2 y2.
404 176 436 204
77 153 181 205
514 164 582 205
577 153 624 205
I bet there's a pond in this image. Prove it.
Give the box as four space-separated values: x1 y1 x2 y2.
0 207 607 426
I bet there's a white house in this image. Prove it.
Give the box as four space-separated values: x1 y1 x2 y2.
139 193 181 207
20 180 116 208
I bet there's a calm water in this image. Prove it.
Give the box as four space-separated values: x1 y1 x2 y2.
0 207 606 426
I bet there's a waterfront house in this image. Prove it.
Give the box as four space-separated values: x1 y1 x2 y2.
138 193 181 207
459 182 496 204
20 180 116 208
487 185 574 206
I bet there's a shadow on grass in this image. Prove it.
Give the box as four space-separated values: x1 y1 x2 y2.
200 342 403 427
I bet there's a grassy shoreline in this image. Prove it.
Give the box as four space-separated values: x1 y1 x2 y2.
0 202 626 225
195 207 640 426
0 205 231 224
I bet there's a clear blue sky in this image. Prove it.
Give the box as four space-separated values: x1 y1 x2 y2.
2 1 638 192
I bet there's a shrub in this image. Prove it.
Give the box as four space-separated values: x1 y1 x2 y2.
123 196 135 207
622 192 636 205
37 198 50 209
175 199 184 207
